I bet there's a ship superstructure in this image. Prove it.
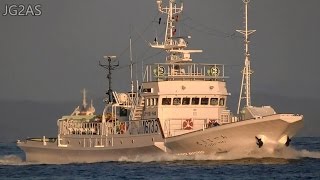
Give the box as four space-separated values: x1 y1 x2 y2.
17 0 303 164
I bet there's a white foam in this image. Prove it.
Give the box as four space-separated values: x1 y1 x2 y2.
0 155 42 165
2 147 319 165
117 147 320 163
294 149 320 159
0 155 25 165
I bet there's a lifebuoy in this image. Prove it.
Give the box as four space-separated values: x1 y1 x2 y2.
183 119 193 130
153 66 165 76
208 119 220 127
207 66 220 76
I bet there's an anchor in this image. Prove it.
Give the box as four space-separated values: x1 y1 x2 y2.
285 136 291 147
255 136 263 148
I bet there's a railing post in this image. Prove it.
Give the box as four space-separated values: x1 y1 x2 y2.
43 136 47 146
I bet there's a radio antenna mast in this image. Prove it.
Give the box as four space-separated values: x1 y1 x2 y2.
151 0 202 63
237 0 256 114
99 56 118 104
130 37 134 94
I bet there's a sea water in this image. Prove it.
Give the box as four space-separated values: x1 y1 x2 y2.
0 137 319 179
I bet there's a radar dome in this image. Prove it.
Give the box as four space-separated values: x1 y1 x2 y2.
118 93 128 104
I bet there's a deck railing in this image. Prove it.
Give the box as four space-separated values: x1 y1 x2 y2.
59 121 102 135
143 63 228 82
163 113 233 137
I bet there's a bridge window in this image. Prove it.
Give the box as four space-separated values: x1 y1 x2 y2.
146 98 159 106
219 98 225 106
162 98 171 105
201 98 209 105
182 97 190 105
143 88 153 93
154 98 158 106
173 98 181 105
210 98 218 106
146 98 150 106
191 98 199 105
120 107 127 116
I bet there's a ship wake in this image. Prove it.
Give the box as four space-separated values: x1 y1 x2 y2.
0 155 40 166
0 155 25 165
118 147 320 164
1 148 319 165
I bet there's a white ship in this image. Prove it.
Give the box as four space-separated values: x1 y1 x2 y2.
17 0 303 164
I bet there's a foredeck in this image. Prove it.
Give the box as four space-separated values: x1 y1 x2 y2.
143 63 228 82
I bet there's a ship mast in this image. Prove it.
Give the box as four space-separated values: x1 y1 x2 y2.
82 88 87 108
237 0 256 114
151 0 202 63
99 56 118 104
162 0 180 47
130 37 133 94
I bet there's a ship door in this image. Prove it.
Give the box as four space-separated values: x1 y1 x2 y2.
116 107 128 121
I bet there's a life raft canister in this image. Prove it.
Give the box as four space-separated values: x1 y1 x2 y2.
208 119 219 127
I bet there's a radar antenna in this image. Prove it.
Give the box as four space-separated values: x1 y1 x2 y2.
99 56 118 104
237 0 256 114
151 0 202 63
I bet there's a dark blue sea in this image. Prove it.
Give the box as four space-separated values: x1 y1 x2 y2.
0 137 319 180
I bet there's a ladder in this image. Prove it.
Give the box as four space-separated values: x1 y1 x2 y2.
130 96 145 121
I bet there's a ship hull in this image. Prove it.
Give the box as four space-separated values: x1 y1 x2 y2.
18 134 166 164
17 114 302 164
18 143 166 164
165 114 303 155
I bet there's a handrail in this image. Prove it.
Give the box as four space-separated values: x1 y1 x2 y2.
143 63 228 82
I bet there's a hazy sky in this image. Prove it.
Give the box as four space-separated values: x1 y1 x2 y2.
0 0 319 102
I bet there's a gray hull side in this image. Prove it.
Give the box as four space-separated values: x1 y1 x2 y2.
18 142 165 164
